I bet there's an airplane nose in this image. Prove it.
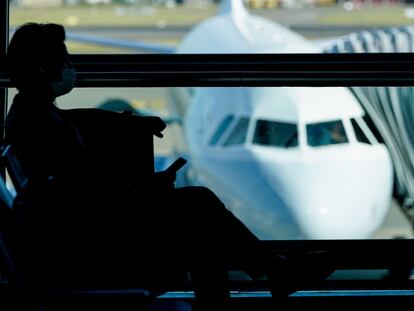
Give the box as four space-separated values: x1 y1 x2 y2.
296 200 384 239
291 146 393 239
257 144 393 239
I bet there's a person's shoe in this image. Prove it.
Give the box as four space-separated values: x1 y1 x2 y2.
266 250 335 301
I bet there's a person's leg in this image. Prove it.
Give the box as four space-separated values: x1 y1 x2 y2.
156 186 267 309
189 265 230 311
167 186 264 269
162 187 335 305
130 186 334 306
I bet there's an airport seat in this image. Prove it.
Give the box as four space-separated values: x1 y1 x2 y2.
0 151 39 310
0 143 192 311
0 144 28 194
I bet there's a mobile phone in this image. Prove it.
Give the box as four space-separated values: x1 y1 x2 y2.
166 157 187 174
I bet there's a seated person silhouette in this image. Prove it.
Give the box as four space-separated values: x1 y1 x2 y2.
5 22 333 310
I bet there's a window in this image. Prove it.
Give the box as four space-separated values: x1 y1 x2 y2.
307 120 348 147
3 80 411 242
9 1 413 56
253 120 298 148
351 118 372 145
209 115 234 146
223 117 249 147
6 2 414 243
5 0 414 290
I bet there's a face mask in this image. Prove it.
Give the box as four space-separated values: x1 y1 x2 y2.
51 67 76 97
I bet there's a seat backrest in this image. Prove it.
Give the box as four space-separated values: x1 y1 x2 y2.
0 144 29 289
0 172 14 210
0 201 18 285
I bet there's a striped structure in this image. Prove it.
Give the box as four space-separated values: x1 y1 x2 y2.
324 26 414 224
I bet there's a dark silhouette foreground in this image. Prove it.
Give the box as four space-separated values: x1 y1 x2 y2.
5 22 333 310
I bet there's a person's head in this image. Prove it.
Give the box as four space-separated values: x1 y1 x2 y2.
7 22 76 98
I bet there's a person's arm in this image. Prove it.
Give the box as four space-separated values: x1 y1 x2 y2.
64 108 167 139
120 110 166 138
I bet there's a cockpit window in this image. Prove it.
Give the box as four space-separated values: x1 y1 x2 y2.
209 115 234 146
351 118 373 145
223 117 249 147
307 120 348 147
253 120 298 148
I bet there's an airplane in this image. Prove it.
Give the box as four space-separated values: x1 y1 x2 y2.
66 0 394 240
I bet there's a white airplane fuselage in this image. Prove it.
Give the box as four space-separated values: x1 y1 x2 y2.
174 3 394 239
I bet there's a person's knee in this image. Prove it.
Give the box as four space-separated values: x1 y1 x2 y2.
173 186 226 218
188 186 224 207
188 186 218 199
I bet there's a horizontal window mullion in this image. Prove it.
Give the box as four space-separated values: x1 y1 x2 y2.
1 53 414 87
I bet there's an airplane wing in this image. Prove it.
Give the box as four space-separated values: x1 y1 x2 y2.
66 31 176 54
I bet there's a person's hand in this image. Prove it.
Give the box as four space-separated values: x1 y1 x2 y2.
121 112 166 138
147 116 166 138
152 170 176 192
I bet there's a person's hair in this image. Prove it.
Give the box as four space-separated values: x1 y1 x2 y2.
7 23 67 91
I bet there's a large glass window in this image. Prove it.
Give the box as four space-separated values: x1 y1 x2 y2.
7 0 414 288
5 81 412 243
253 120 298 148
